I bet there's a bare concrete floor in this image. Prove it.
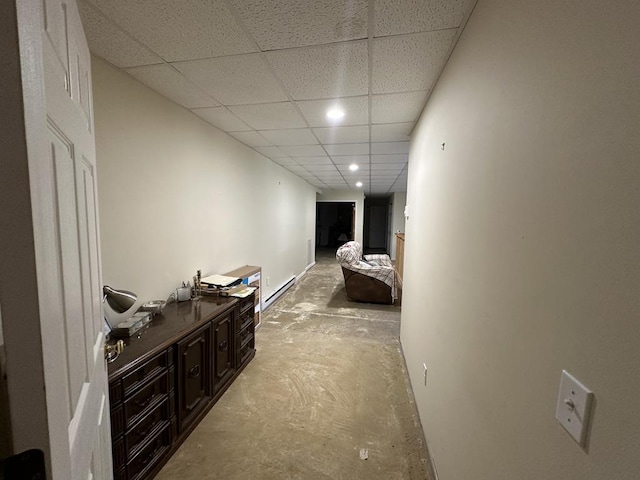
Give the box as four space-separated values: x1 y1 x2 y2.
156 250 431 480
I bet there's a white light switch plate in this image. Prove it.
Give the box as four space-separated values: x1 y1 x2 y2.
555 370 594 446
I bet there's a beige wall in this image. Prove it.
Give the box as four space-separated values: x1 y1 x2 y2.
316 190 365 245
401 0 640 479
92 58 316 316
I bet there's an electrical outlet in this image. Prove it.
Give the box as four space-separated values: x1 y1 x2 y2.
423 363 428 386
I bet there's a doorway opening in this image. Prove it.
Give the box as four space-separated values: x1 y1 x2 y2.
316 202 355 249
363 196 390 255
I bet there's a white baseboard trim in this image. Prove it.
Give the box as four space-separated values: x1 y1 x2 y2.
263 276 296 311
295 261 316 284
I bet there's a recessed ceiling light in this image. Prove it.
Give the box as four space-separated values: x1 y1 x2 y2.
355 181 363 187
349 164 359 171
326 106 345 120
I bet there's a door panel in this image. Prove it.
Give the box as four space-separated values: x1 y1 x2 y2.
49 123 87 416
213 314 234 391
43 0 69 90
177 324 211 432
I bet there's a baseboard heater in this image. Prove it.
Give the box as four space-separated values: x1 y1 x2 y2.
263 275 295 311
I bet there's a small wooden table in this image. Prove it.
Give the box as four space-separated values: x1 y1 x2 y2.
224 265 262 327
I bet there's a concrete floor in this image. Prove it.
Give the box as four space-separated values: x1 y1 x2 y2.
156 250 432 480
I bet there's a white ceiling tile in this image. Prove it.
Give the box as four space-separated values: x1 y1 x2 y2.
125 64 218 108
303 164 340 172
284 165 310 173
272 157 298 165
87 0 257 61
229 102 307 130
331 155 370 165
315 176 346 183
371 154 409 163
371 123 413 142
371 142 410 154
78 1 163 68
324 144 369 156
253 146 290 158
296 96 369 127
279 145 327 156
174 54 289 105
298 174 320 181
265 42 368 100
231 0 368 50
313 126 369 144
371 181 395 187
293 157 333 165
191 107 252 131
370 171 399 177
372 91 428 124
371 164 406 174
337 164 370 173
260 129 318 146
374 0 473 36
372 30 457 94
228 131 272 147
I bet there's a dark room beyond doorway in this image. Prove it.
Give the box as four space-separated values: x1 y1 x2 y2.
316 202 355 249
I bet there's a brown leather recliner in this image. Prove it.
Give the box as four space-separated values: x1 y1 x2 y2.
336 241 399 305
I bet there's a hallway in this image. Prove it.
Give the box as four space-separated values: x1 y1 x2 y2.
156 250 431 479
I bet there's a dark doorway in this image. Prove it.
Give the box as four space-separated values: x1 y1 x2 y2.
316 202 355 248
363 196 390 254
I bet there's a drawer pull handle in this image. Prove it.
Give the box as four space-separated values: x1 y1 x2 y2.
140 445 160 466
218 340 229 352
138 419 158 438
188 365 201 378
134 395 154 409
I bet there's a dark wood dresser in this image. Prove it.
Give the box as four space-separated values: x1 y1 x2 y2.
107 294 256 480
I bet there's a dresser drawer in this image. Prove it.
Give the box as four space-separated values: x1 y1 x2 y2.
238 342 253 366
238 313 253 333
127 424 171 480
239 296 254 316
123 350 169 396
112 435 126 472
109 380 124 408
124 373 168 428
126 400 171 458
111 404 125 439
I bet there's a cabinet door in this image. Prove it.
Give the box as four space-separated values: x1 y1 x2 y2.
177 324 211 432
213 313 235 392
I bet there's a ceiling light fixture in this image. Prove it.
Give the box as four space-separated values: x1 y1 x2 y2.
355 181 363 187
349 164 359 171
326 106 345 120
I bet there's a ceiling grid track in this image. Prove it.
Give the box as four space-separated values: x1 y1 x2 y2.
367 0 375 197
78 0 479 195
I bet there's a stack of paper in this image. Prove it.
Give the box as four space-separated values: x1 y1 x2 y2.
200 274 240 287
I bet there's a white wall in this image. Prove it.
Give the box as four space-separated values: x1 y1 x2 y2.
92 58 316 312
389 192 406 261
401 0 640 479
316 190 365 245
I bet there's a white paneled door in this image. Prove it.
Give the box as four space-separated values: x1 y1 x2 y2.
12 0 112 478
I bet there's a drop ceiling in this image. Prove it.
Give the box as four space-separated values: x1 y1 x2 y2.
79 0 475 195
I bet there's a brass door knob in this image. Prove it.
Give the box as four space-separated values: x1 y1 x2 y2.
105 339 125 363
